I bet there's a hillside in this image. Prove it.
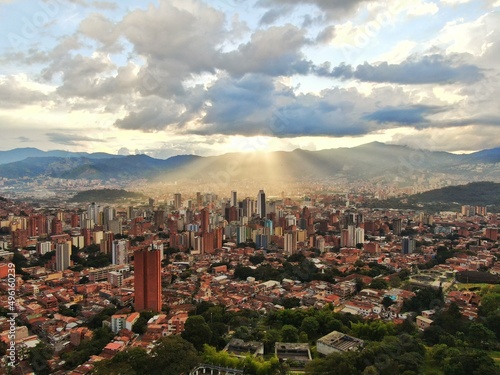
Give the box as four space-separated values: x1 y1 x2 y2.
1 142 500 184
68 189 146 203
409 181 500 206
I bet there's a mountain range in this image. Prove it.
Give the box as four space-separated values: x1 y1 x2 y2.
0 142 499 184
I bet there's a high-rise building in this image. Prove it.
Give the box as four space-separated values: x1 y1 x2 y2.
112 239 129 265
87 202 101 227
37 241 52 255
174 193 182 210
256 234 269 249
134 245 162 312
284 231 297 255
230 191 237 207
257 190 266 218
200 208 210 233
12 229 28 248
402 237 415 255
51 219 63 236
392 219 402 236
56 241 72 271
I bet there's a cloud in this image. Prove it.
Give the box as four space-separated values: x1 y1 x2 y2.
117 147 130 155
257 0 370 19
220 24 312 77
259 5 294 25
362 105 444 125
17 136 31 142
321 54 482 84
0 75 48 107
390 125 500 152
46 133 107 146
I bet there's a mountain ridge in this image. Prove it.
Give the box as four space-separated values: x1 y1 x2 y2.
1 143 500 183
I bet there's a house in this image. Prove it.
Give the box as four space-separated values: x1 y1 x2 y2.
416 315 433 331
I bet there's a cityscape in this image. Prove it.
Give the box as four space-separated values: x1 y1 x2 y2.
0 181 499 374
1 0 500 374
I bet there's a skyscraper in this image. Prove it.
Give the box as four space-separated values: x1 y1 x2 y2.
112 239 129 265
56 241 71 271
230 191 237 207
134 245 162 312
174 193 182 209
284 231 297 255
200 207 210 233
257 189 266 218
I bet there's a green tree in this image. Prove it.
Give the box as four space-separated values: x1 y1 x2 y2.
300 317 319 338
280 325 299 343
182 315 212 351
149 336 201 375
479 292 500 317
467 323 496 349
29 342 54 375
369 278 389 290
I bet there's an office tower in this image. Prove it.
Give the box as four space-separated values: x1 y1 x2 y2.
112 239 129 265
174 193 182 210
134 245 162 312
201 207 210 233
56 241 72 271
231 191 237 207
196 192 202 208
257 190 266 218
284 231 297 255
87 202 101 227
402 237 415 255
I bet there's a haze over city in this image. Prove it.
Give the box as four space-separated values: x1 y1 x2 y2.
1 0 500 158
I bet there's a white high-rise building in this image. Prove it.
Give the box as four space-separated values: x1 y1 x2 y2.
112 239 129 265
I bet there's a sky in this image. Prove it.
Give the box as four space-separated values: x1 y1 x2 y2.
0 0 499 159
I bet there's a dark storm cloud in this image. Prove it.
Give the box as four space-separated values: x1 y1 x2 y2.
320 54 482 84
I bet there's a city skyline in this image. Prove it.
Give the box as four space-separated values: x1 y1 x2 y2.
1 0 500 159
